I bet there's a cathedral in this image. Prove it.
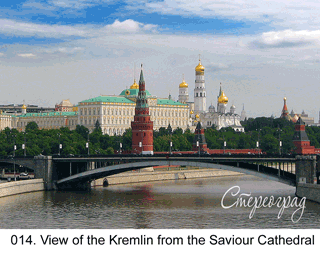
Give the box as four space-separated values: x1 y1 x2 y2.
280 97 315 125
178 57 244 132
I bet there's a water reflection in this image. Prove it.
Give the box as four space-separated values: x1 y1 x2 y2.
0 175 319 229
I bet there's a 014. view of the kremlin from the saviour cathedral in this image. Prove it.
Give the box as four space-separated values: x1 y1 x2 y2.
0 3 320 260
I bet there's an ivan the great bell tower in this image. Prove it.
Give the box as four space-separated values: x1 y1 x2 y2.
131 64 154 155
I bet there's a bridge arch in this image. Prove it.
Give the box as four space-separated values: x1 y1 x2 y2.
0 158 36 171
56 160 296 188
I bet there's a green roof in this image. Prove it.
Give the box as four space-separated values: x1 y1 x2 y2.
17 111 77 118
157 99 187 106
119 89 151 97
80 96 135 104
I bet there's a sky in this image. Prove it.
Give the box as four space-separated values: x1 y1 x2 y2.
0 0 320 121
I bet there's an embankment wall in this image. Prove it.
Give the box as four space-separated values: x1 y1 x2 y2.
0 179 45 198
92 168 244 186
296 183 320 203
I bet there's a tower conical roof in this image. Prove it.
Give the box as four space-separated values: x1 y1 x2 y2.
139 64 144 84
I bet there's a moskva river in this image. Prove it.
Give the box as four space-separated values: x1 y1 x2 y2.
0 174 319 229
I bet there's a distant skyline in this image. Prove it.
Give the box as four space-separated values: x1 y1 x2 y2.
1 1 320 121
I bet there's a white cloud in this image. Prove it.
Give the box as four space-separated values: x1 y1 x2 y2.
49 0 104 9
249 29 320 49
127 0 320 29
41 47 84 54
0 18 157 39
104 19 157 33
0 19 87 38
17 53 36 57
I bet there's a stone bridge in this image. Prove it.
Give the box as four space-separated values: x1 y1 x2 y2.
1 155 318 191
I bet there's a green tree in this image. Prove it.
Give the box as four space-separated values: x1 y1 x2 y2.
25 121 39 132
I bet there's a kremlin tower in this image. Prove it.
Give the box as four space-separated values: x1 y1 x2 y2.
131 65 154 155
293 117 315 154
192 122 209 152
194 56 206 113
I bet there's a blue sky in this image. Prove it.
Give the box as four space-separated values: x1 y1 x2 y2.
1 0 320 121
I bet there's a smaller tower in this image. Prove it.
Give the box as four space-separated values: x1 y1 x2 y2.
178 74 189 103
192 122 209 152
293 117 315 154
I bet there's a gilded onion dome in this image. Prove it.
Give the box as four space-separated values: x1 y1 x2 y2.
130 79 139 89
195 59 205 72
179 79 188 88
22 104 27 109
218 91 228 104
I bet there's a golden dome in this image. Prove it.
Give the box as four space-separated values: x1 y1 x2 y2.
130 79 139 89
125 90 130 95
22 104 27 109
218 91 228 104
195 60 205 72
179 80 188 88
195 114 200 118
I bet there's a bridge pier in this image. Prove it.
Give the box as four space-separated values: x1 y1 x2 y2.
295 155 317 184
34 156 55 190
295 155 320 202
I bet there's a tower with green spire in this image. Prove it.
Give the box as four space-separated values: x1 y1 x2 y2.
131 64 154 155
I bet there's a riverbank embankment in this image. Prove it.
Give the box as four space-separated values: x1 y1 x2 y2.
0 179 45 198
0 168 245 198
92 168 245 186
296 183 320 203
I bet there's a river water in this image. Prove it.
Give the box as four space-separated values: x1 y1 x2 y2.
0 174 319 229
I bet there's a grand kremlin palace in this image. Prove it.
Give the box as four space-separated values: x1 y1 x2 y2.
77 81 191 135
9 79 191 135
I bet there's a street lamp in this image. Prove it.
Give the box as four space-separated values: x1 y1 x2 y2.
12 134 16 157
58 133 61 156
224 141 226 154
197 139 200 157
119 142 122 155
256 129 261 156
86 131 90 156
278 128 282 155
22 132 26 157
169 141 172 155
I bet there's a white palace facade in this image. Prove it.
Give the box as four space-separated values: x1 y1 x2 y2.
78 79 191 135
